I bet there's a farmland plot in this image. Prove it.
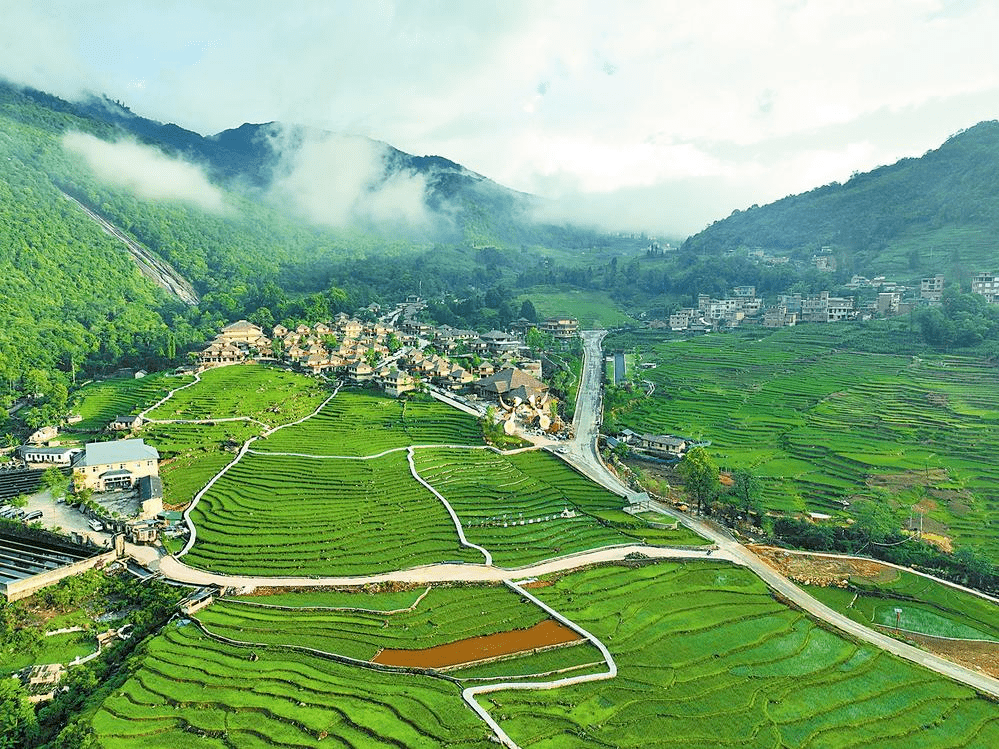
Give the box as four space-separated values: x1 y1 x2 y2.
183 451 482 575
415 448 635 566
605 326 999 560
92 623 493 748
255 390 483 457
482 561 999 748
145 364 327 427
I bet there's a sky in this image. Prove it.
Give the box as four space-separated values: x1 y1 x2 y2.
3 0 999 235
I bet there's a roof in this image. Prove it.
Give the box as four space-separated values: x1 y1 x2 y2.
222 319 262 334
139 475 163 500
475 367 548 398
74 439 159 468
17 446 77 457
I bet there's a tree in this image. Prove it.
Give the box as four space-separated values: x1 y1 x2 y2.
677 447 719 516
42 465 68 500
519 299 538 323
0 677 39 749
731 469 761 518
525 327 545 354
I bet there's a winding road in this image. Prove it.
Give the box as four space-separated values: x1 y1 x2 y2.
142 329 999 710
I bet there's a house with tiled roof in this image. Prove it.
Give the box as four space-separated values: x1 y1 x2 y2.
72 439 159 493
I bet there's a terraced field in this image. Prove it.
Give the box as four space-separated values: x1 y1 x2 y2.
482 561 999 748
414 448 635 566
807 568 999 642
143 422 260 507
68 372 190 433
605 326 999 559
144 364 327 427
199 586 600 673
183 451 482 575
92 622 492 748
255 390 483 456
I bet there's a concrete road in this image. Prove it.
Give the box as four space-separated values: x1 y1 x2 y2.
158 544 720 588
558 330 999 698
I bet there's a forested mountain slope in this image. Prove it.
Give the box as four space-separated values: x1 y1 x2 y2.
682 121 999 280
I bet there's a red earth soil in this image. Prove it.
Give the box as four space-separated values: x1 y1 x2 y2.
371 619 583 669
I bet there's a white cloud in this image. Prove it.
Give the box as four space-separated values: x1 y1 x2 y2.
266 127 432 230
6 1 999 234
62 132 226 212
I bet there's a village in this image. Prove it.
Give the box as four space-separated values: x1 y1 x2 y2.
663 270 996 332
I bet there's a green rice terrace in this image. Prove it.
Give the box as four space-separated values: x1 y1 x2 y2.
183 450 483 575
254 390 484 456
806 567 999 643
144 364 328 427
478 561 999 748
414 448 706 566
67 372 191 434
198 585 602 673
604 325 999 560
91 622 492 748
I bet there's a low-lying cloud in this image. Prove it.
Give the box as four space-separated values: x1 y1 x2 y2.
266 127 433 232
62 131 225 212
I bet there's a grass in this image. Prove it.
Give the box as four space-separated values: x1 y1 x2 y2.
806 568 999 642
183 450 482 576
1 631 96 674
603 325 999 561
414 447 636 566
145 364 327 427
255 390 484 457
91 622 493 748
517 288 637 328
481 561 999 748
68 372 190 433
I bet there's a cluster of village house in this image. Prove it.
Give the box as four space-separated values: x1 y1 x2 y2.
198 311 580 405
665 271 998 332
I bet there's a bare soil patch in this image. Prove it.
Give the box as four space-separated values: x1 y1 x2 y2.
903 632 999 679
751 546 898 587
371 619 583 669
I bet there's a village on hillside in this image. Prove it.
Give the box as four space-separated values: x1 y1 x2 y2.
663 270 997 332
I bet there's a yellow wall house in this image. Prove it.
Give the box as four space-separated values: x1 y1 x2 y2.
72 439 159 493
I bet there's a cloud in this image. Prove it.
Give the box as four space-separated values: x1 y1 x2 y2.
265 126 433 231
7 1 999 235
62 131 226 212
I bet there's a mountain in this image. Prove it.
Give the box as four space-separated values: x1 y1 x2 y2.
68 93 552 247
0 78 623 420
681 121 999 281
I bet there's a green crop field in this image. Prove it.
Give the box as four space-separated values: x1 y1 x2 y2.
516 288 637 328
481 561 999 748
144 364 327 427
201 585 598 666
255 390 484 457
91 622 492 748
143 422 260 507
183 450 482 576
68 373 190 433
604 325 999 560
414 448 638 566
806 568 999 642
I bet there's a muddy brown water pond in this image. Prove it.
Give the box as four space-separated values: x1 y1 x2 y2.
371 619 583 669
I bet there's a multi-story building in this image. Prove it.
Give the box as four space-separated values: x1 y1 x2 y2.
972 272 998 303
921 274 944 302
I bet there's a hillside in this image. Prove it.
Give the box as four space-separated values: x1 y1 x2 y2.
681 121 999 281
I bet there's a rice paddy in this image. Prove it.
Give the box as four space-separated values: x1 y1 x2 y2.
604 325 999 560
479 561 999 748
